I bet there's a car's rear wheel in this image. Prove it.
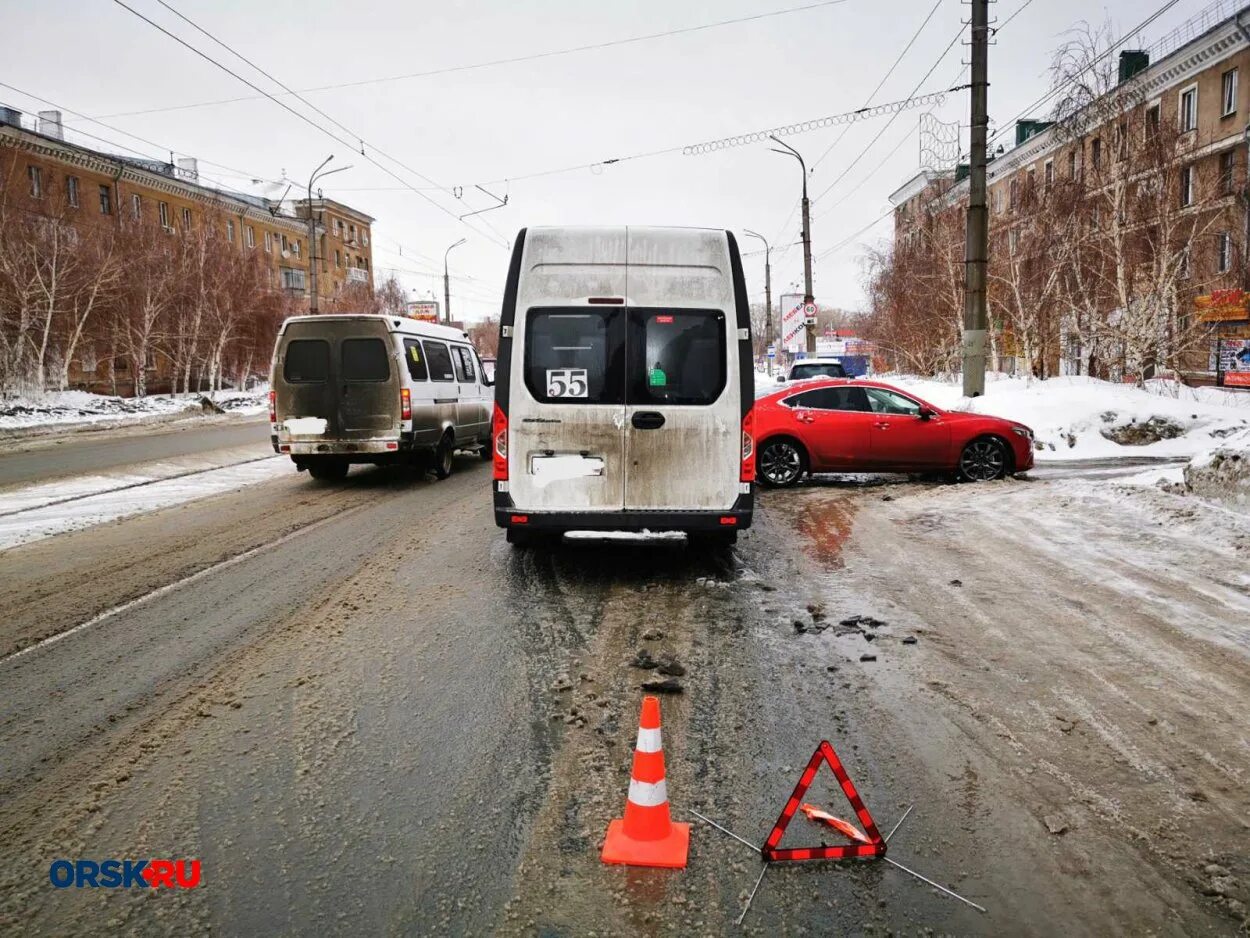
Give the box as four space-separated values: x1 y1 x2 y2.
307 457 349 482
433 433 454 479
758 438 806 488
958 437 1008 482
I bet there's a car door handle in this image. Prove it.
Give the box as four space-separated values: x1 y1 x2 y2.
631 411 665 430
874 421 890 429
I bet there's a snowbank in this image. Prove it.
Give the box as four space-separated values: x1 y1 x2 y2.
0 387 269 433
883 374 1250 462
1179 427 1250 509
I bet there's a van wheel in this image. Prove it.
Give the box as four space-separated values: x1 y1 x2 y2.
307 458 349 482
689 531 737 550
479 443 493 462
434 434 454 479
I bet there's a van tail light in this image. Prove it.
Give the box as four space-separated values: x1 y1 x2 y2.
492 404 508 481
741 407 756 483
268 390 276 423
401 387 411 421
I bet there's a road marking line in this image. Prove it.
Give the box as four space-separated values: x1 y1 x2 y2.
0 504 367 668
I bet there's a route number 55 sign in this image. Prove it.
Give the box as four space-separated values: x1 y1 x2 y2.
547 368 589 398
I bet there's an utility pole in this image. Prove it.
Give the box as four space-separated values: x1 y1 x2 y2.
305 156 351 314
962 0 990 396
444 238 466 324
770 136 816 354
743 230 774 374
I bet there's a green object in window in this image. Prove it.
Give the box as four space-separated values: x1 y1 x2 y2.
649 365 667 387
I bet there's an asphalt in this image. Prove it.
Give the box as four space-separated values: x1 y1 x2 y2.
0 417 271 489
0 439 1244 935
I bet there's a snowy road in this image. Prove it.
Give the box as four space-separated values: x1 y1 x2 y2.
0 438 1247 933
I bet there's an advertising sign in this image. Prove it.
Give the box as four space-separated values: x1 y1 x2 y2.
406 300 440 322
1217 338 1250 386
780 293 806 353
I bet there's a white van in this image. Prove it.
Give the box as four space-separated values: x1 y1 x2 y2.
270 314 492 480
491 226 755 546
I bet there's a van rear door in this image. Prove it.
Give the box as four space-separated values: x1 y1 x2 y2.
622 229 740 511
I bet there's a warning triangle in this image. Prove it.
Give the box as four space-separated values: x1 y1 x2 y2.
762 740 886 862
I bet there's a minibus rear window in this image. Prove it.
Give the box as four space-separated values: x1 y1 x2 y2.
628 309 725 406
524 309 624 404
283 339 330 383
341 338 390 381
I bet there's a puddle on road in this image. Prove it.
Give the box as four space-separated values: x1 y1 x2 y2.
786 492 859 570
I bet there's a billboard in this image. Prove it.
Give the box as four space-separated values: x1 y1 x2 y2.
1217 338 1250 386
407 300 440 322
780 294 806 353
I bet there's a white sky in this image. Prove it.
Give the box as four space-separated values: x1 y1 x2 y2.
1 0 1216 322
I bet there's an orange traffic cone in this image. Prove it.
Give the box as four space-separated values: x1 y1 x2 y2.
601 695 690 869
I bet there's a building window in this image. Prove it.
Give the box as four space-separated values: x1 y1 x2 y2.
183 206 192 230
227 219 235 242
1179 85 1198 132
281 233 289 253
349 224 356 243
280 267 306 291
1091 138 1102 170
1217 232 1232 273
1009 178 1019 210
1068 151 1077 178
159 201 170 230
66 175 79 208
1044 160 1054 186
131 194 141 219
361 230 369 247
264 230 272 252
28 165 43 198
293 239 301 257
335 249 341 267
1222 68 1238 117
1115 121 1127 160
1180 164 1195 207
1146 102 1160 137
1220 150 1235 195
99 185 112 215
245 225 255 249
1179 245 1191 280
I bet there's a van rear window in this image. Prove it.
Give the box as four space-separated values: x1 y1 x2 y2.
341 338 389 381
628 309 725 406
524 309 624 404
284 339 330 383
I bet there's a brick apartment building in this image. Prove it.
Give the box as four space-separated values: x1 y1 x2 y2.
888 2 1250 385
0 106 375 392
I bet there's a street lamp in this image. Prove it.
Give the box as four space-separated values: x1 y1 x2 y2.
444 238 466 324
743 229 773 374
769 136 815 354
306 156 352 314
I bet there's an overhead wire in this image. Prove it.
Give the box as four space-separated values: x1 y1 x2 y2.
107 0 511 248
89 0 854 121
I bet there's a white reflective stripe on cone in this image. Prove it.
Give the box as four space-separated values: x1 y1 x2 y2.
628 778 668 808
636 727 662 753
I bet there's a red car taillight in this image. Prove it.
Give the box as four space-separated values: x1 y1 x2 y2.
492 404 508 481
401 387 411 421
268 390 276 423
741 406 755 483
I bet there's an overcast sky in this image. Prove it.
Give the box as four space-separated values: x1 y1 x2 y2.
1 0 1215 321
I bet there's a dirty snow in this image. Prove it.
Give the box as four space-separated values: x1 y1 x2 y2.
0 387 269 432
0 449 286 550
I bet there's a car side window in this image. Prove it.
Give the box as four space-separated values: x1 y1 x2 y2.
422 341 455 382
786 387 870 411
452 346 476 383
864 388 922 416
403 339 428 381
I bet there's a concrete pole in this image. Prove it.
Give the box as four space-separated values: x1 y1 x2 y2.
962 0 990 397
770 136 817 355
444 238 466 324
744 229 774 374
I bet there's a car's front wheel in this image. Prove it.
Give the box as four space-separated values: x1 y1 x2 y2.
757 438 806 488
957 436 1008 482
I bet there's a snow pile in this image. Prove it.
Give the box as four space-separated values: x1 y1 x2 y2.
883 374 1250 462
0 387 268 432
1180 427 1250 508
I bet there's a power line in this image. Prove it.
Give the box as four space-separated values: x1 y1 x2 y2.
89 0 854 121
107 0 510 248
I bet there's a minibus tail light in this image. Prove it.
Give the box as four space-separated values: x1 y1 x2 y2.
741 407 755 483
268 390 276 423
492 404 508 481
401 387 411 421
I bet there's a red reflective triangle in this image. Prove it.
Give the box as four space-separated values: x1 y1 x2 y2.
762 740 887 862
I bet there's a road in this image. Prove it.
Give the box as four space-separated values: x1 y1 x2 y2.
0 428 1247 935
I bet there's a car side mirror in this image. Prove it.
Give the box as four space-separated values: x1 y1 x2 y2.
776 375 786 383
918 407 935 421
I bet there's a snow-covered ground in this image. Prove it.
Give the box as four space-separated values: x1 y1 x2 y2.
0 387 269 433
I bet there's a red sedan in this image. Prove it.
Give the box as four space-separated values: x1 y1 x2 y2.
753 378 1035 486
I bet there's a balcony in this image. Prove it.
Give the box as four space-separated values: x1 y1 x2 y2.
346 267 369 284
